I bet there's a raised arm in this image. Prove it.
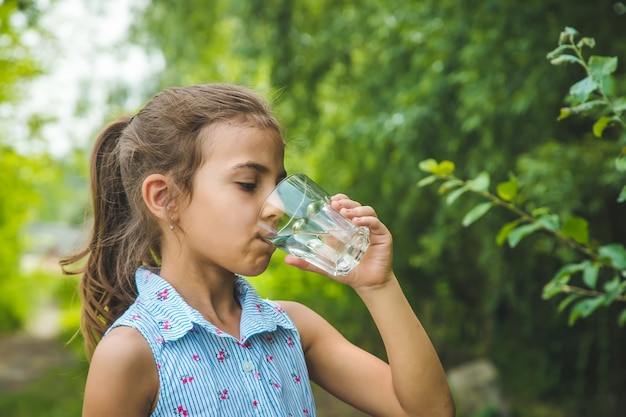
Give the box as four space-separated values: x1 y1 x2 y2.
283 195 455 417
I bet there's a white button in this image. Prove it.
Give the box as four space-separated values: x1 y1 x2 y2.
242 361 255 373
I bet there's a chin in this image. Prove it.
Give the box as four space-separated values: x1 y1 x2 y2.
237 257 272 277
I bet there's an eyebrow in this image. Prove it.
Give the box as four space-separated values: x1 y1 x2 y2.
231 162 269 173
230 162 287 179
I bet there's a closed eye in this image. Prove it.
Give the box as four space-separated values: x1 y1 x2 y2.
238 182 257 192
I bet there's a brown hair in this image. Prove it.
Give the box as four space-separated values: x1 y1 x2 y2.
61 83 283 359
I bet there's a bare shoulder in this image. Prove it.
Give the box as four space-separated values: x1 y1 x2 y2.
84 326 158 417
276 300 345 352
276 300 315 321
276 300 327 332
91 326 155 372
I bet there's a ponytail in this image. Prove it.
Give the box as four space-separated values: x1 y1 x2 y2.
61 115 142 359
61 83 285 360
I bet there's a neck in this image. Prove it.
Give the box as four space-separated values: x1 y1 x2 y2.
159 263 242 339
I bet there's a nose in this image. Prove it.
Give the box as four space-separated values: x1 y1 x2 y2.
258 190 285 234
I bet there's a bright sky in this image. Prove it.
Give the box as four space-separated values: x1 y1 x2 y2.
13 0 160 156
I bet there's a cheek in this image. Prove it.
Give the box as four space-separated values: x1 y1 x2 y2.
206 199 260 232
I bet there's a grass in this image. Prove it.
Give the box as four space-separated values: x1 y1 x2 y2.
0 357 88 416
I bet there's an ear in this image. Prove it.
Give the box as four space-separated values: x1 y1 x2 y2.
142 174 176 224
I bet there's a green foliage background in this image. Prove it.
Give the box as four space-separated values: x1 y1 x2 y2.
128 2 626 415
3 0 626 416
0 0 45 331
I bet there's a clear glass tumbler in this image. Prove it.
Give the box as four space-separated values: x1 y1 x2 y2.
258 173 370 276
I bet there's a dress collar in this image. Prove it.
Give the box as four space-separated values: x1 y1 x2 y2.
134 267 296 343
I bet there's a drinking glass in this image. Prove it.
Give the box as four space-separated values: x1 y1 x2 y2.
258 173 369 276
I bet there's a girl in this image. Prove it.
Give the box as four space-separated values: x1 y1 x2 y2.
62 83 454 417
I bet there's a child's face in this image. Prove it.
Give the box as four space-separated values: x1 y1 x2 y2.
175 122 286 277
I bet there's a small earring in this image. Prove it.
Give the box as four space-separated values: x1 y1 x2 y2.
169 224 175 231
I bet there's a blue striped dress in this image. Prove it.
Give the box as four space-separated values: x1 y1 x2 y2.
106 267 317 416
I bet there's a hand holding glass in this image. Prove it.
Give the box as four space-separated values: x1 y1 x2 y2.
258 173 370 276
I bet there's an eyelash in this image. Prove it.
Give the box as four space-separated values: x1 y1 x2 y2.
238 182 257 192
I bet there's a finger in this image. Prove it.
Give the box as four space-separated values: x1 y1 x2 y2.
348 205 376 217
339 205 377 221
329 193 350 201
351 215 390 237
331 198 362 211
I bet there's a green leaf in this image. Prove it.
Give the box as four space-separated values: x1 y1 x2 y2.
576 37 595 49
462 202 495 227
603 275 623 304
618 185 626 203
496 219 522 246
558 294 582 313
561 216 589 244
564 26 579 36
553 262 586 283
537 213 560 231
466 172 490 192
418 159 438 173
568 297 605 325
569 76 598 103
550 55 582 65
557 107 572 120
417 175 437 187
593 116 612 137
612 97 626 113
588 55 618 80
619 309 626 327
570 99 606 114
508 222 543 248
543 263 585 299
582 261 599 289
445 186 468 206
438 179 464 194
546 44 572 60
542 280 566 299
496 178 518 202
432 160 455 175
598 244 626 269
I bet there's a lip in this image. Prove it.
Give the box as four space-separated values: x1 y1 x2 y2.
257 222 278 243
257 234 275 247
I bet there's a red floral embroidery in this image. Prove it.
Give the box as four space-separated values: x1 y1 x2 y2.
216 350 229 362
219 389 229 400
237 340 252 349
181 375 195 384
192 354 200 361
156 288 169 301
174 405 188 416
